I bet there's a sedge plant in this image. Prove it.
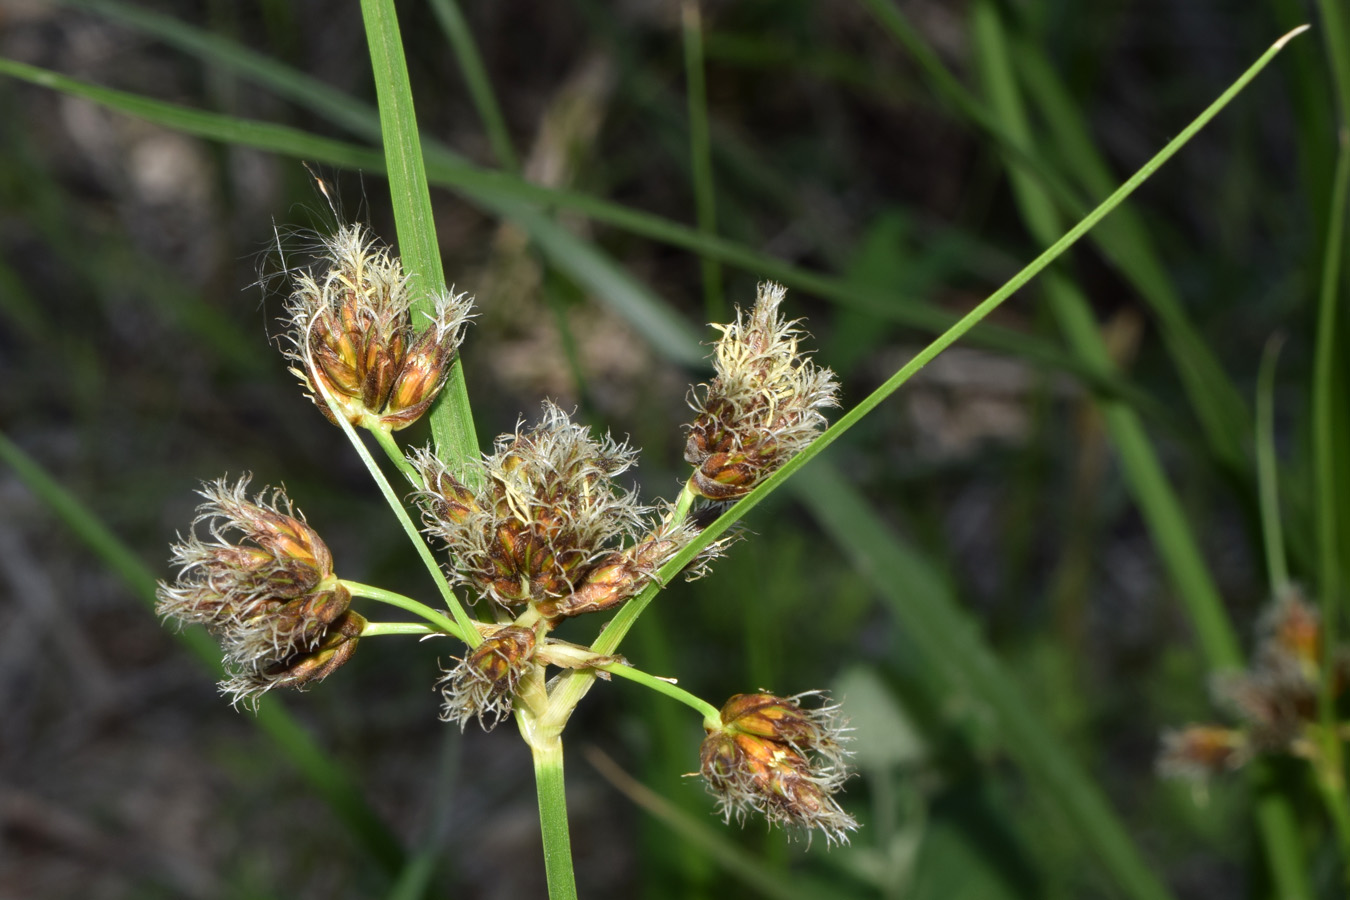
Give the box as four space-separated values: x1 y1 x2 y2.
0 2 1322 896
131 5 1311 896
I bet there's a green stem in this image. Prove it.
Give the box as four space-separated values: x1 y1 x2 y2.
612 24 1307 657
1256 336 1289 594
596 661 721 727
361 621 438 638
1315 137 1348 650
530 739 579 900
370 425 422 487
342 580 471 642
1310 744 1350 872
672 481 697 523
1316 0 1350 128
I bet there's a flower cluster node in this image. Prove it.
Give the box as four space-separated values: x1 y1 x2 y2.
685 282 840 500
412 402 699 618
155 476 359 704
285 224 473 431
699 692 857 845
439 624 537 731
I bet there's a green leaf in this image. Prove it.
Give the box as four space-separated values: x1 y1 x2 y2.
359 0 479 478
1011 38 1252 474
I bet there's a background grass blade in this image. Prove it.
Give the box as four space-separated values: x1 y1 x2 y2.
969 3 1306 893
1256 336 1289 594
682 0 724 322
428 0 520 173
862 0 1252 475
793 460 1174 900
1310 129 1350 862
0 429 408 877
3 7 1171 408
55 0 383 141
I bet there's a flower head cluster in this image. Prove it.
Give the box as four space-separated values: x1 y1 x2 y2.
685 283 839 500
1159 589 1348 781
412 402 699 619
699 692 857 845
285 224 473 431
439 624 537 731
155 476 360 704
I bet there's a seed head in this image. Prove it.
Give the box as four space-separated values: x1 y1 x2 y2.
439 625 537 731
1209 590 1346 752
535 514 714 619
1157 724 1249 781
685 283 839 500
285 224 473 431
222 610 366 708
412 402 679 615
1156 589 1350 777
156 476 350 680
1255 588 1322 684
699 692 857 845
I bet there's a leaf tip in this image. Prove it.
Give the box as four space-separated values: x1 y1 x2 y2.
1273 24 1311 50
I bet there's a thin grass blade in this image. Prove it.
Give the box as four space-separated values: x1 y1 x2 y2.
861 0 1252 474
793 460 1173 900
1257 336 1289 595
1011 40 1252 473
428 0 519 172
54 0 381 141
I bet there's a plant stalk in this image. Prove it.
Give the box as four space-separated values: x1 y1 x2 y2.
529 737 579 900
342 580 469 642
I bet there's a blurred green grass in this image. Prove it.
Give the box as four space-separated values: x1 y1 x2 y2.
1 1 1347 898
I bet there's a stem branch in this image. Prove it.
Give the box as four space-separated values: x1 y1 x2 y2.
596 661 721 727
343 580 470 642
